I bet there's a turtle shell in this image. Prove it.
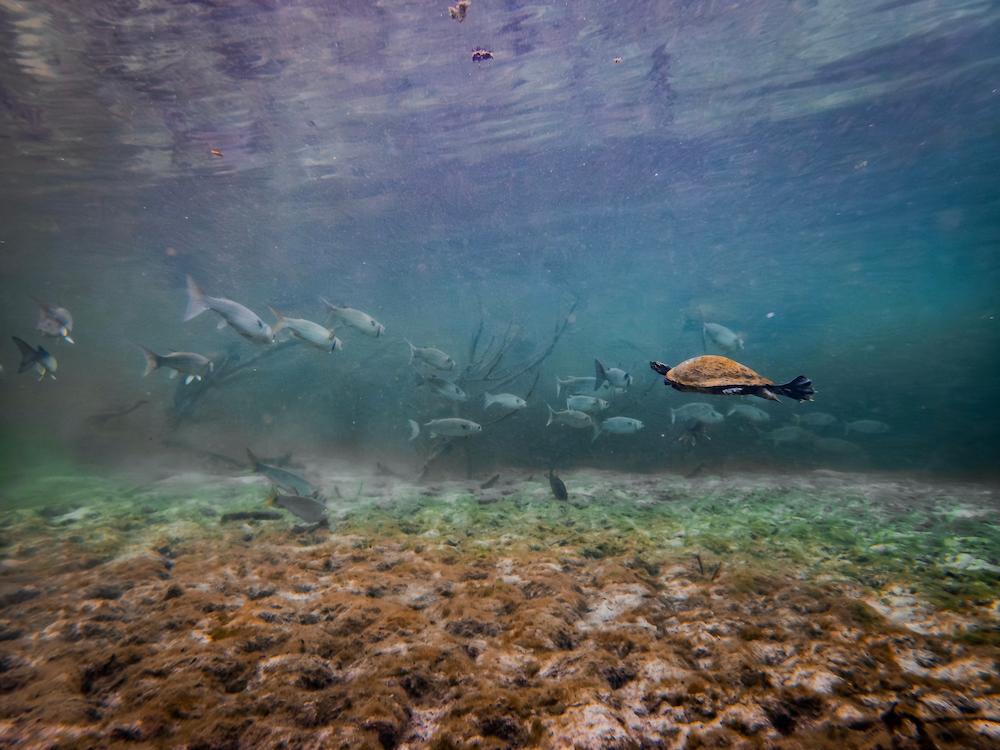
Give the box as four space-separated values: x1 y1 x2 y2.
666 355 773 388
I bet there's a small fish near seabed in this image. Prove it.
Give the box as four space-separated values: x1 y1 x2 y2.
409 418 482 440
702 322 743 354
417 372 467 402
407 340 455 370
266 486 327 525
320 298 385 338
139 346 213 385
545 406 594 430
566 395 609 414
472 48 493 62
12 337 57 381
247 448 317 496
651 357 814 402
813 437 864 456
548 469 568 500
483 392 527 410
594 359 632 389
764 425 815 446
270 307 343 352
795 412 838 428
593 416 644 441
184 275 274 345
726 404 771 423
844 419 890 435
33 298 74 344
670 403 724 425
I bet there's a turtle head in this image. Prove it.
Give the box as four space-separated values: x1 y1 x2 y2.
649 361 671 377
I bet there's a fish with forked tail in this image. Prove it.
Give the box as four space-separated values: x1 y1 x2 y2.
594 359 632 389
138 345 213 384
266 486 327 524
33 298 74 344
320 298 385 338
184 276 273 344
12 337 57 381
270 307 342 352
247 448 316 496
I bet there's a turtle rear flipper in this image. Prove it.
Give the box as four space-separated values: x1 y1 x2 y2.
771 375 814 402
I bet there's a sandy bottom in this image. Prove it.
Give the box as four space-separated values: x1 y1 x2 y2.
0 466 998 749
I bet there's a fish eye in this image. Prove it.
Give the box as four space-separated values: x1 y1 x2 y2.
257 320 263 328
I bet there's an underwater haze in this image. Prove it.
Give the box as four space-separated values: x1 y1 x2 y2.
1 1 999 748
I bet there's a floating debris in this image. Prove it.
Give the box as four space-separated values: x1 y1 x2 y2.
448 0 471 22
472 48 493 62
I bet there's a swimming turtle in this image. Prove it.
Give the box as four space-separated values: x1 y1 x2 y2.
649 356 814 402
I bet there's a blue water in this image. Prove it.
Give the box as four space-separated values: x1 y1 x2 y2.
0 0 998 477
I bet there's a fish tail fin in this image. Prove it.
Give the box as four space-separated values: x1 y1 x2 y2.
139 345 160 377
555 377 562 398
772 375 814 403
701 323 708 353
12 337 38 373
483 392 494 408
594 358 608 386
407 419 420 441
546 404 555 427
265 486 278 506
268 306 287 336
319 296 337 326
246 448 261 470
591 421 601 442
184 275 209 321
670 408 676 425
405 339 415 364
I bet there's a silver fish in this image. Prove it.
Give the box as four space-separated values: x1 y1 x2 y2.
545 406 593 429
703 322 743 353
407 340 455 370
797 412 837 428
593 416 644 440
726 404 770 423
410 418 482 439
267 487 327 524
270 307 342 352
595 359 632 389
12 337 57 381
184 276 273 345
671 403 724 425
765 426 814 445
483 392 526 410
418 373 467 402
844 419 890 435
320 299 385 337
33 298 74 344
556 375 596 397
566 395 609 414
813 437 863 455
139 346 213 385
247 448 315 495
